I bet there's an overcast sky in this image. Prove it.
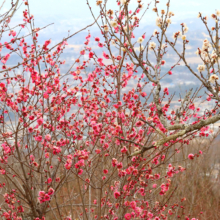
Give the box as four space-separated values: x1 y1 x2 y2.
11 0 219 18
3 0 220 32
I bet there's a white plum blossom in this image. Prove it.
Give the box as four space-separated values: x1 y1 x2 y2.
123 25 129 33
153 29 158 36
201 39 212 53
202 51 209 57
96 0 102 6
204 57 210 63
162 44 167 49
103 24 109 32
140 45 144 51
213 36 217 42
181 35 186 40
111 40 116 46
183 24 189 33
110 20 118 28
156 17 162 27
211 14 217 19
152 7 157 12
166 18 172 24
168 11 175 17
184 26 189 33
204 15 208 22
195 49 200 55
121 47 126 52
211 51 218 61
121 0 127 5
106 9 114 17
173 31 181 39
161 9 165 15
209 74 219 83
137 37 144 44
197 64 206 72
203 39 209 48
149 42 156 50
135 45 144 51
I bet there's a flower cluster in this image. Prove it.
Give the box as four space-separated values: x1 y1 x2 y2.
38 188 54 203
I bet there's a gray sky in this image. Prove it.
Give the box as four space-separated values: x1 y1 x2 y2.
11 0 219 18
3 0 220 30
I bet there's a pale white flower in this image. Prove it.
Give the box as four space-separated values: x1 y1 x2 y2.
181 35 186 40
149 42 156 50
173 31 181 39
137 37 144 44
139 4 143 10
121 0 127 5
201 50 208 57
211 14 217 20
168 11 174 17
201 45 207 51
195 49 200 55
204 57 210 63
123 26 129 33
110 20 118 28
135 45 144 51
166 18 172 24
209 74 219 83
124 16 129 22
201 40 212 54
121 47 127 52
103 24 109 32
211 51 218 62
152 7 157 12
140 45 144 51
126 41 132 48
211 51 217 57
197 64 206 72
96 0 102 6
216 10 220 16
183 26 189 33
106 9 114 17
162 44 167 49
153 29 158 36
203 39 209 48
213 36 216 42
111 40 116 46
156 17 162 27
